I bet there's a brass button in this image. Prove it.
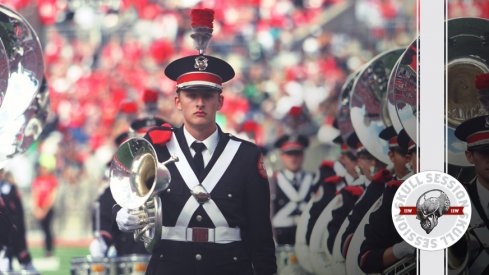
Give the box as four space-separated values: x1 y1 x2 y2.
160 254 163 258
196 215 203 222
195 254 202 261
166 188 171 192
233 256 238 261
227 193 232 198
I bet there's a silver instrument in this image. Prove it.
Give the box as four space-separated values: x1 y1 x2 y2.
349 48 404 165
392 39 418 142
110 137 178 252
446 17 489 167
0 5 46 168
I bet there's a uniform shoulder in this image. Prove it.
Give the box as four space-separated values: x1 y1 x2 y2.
320 160 335 169
229 133 261 150
387 179 403 188
324 175 344 185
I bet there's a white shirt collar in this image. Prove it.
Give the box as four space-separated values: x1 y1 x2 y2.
283 169 302 182
183 126 219 156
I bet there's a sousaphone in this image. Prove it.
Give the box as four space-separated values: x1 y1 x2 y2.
446 17 489 168
0 5 45 167
0 5 44 119
349 48 404 165
393 39 418 143
338 69 362 143
445 17 489 275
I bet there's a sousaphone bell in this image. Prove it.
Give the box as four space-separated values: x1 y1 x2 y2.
446 17 489 275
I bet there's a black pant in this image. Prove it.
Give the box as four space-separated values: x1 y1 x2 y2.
39 208 54 254
145 240 254 275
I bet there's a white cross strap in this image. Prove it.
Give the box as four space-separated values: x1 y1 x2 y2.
166 133 241 229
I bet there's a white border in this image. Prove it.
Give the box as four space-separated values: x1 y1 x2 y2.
419 0 446 274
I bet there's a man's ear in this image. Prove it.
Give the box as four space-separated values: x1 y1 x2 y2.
175 94 182 111
217 94 224 110
465 150 475 164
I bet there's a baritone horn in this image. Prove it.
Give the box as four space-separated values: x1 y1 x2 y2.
110 137 178 252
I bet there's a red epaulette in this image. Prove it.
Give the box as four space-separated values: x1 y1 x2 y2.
372 168 392 183
387 180 403 188
343 185 364 197
320 160 335 169
324 175 343 185
146 123 173 145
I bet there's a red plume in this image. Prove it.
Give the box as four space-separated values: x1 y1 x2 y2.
191 8 214 29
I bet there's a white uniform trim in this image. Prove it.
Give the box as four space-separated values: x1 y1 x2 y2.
161 226 241 243
162 134 242 242
272 172 313 228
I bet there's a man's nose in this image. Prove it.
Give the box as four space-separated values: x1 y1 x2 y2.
196 96 205 105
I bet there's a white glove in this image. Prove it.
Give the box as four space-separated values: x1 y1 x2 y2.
89 237 108 258
116 207 146 232
392 241 415 259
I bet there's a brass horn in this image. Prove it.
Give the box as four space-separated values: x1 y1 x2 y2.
392 39 418 142
0 4 44 118
0 5 46 167
349 48 404 165
110 137 178 252
337 69 362 143
446 17 489 167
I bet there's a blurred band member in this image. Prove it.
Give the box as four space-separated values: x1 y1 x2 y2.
340 132 392 258
359 129 416 274
454 115 489 274
271 134 315 245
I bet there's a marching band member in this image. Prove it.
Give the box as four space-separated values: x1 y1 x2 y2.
114 8 276 275
301 116 357 240
340 132 393 258
0 170 36 272
454 115 489 274
358 129 416 274
270 134 315 246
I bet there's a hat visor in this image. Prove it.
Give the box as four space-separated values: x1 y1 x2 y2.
177 84 222 91
468 144 489 152
281 147 304 154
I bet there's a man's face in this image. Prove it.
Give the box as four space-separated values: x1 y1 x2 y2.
280 150 305 172
175 89 223 130
357 155 376 180
340 154 358 178
466 150 489 183
388 149 409 174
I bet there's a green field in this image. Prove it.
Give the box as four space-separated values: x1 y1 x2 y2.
29 246 89 275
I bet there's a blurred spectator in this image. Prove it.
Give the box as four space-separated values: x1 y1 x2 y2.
32 163 58 257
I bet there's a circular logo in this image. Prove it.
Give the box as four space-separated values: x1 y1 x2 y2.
391 170 471 251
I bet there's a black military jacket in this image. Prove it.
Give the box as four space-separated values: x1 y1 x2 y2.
358 180 408 273
340 168 392 257
146 126 276 275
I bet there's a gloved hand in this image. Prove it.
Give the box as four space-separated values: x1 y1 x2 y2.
89 237 108 258
392 241 415 259
116 207 146 232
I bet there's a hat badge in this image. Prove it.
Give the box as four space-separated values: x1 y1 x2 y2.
194 55 208 71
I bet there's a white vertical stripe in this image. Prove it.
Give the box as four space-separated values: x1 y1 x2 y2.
419 0 446 274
